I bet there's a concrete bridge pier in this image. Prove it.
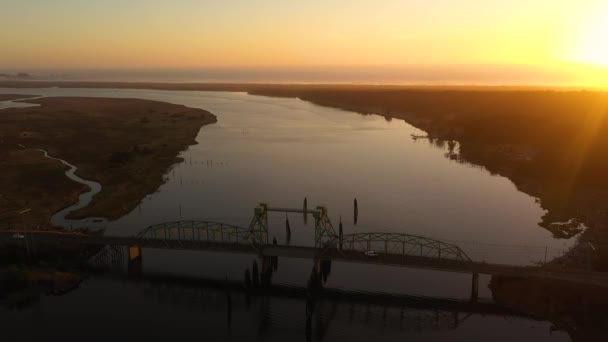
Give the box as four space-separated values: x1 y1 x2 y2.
470 273 479 303
128 245 143 277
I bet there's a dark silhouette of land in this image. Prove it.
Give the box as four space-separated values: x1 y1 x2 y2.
0 97 216 228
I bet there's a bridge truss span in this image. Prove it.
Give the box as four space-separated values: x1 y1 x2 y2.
339 232 472 263
137 221 254 245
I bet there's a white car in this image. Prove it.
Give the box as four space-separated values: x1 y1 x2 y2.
12 233 25 239
364 250 378 257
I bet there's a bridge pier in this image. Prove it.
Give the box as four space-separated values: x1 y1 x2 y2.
470 273 479 303
128 245 143 277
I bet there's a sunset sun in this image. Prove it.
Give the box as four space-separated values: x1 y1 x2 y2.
570 12 608 68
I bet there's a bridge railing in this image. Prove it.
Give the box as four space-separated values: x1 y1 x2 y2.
339 233 472 263
136 221 254 245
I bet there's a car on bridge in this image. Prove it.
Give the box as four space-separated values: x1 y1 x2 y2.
364 250 378 257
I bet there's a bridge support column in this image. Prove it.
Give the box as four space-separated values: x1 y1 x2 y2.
128 245 143 277
470 273 479 303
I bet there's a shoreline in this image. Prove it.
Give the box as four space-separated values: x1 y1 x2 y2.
0 96 217 228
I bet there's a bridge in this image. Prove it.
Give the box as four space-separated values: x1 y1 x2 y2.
4 202 608 299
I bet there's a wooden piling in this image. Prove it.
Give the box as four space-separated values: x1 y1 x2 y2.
285 215 291 244
471 273 479 303
303 197 308 224
354 198 358 225
339 217 343 250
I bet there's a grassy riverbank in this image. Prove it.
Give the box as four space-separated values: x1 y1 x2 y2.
0 96 216 228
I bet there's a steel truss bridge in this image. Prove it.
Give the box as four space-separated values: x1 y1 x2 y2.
136 204 470 263
4 202 608 294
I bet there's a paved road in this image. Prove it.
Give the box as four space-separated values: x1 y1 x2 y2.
3 230 608 287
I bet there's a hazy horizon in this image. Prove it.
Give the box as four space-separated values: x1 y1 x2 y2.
2 0 608 86
2 64 608 87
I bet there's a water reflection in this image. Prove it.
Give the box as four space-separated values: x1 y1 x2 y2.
407 127 588 241
2 237 592 341
0 262 569 342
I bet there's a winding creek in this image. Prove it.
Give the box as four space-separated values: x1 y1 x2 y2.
0 88 577 341
32 148 108 228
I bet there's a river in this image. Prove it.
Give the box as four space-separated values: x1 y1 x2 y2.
0 88 576 341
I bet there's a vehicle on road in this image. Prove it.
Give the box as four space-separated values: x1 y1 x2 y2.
12 233 25 239
364 250 378 257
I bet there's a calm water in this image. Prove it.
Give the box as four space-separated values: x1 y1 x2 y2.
0 88 577 341
1 273 570 342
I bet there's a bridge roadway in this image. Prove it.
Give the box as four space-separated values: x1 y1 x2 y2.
4 230 608 288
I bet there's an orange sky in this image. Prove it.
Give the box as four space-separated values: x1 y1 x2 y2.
1 0 607 85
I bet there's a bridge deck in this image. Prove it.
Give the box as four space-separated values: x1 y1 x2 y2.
4 231 608 287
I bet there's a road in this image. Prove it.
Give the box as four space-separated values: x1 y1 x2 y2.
3 230 608 288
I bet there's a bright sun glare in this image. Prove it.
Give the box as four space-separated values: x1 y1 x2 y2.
571 12 608 67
